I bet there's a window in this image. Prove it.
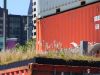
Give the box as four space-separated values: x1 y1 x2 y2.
34 26 36 29
0 31 3 34
56 8 60 13
34 14 36 17
32 33 33 36
81 1 86 5
0 20 3 24
34 2 36 5
34 20 36 23
34 32 36 35
0 42 3 46
0 11 3 17
34 8 36 11
0 26 2 28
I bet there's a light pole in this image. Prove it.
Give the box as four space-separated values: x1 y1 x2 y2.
26 15 32 41
3 0 7 51
27 15 29 41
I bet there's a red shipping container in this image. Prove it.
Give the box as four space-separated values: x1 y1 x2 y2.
36 2 100 51
0 57 100 75
1 63 100 75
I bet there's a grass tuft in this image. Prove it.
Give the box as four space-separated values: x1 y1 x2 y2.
0 39 100 65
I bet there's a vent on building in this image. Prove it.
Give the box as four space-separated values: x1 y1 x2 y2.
56 8 60 13
81 1 86 5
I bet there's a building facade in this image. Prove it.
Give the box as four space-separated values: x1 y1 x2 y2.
30 0 99 38
28 0 34 39
0 7 8 50
0 7 27 50
0 8 3 50
21 16 27 44
7 15 27 44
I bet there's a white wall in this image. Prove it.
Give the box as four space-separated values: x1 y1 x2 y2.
34 0 99 18
32 0 99 38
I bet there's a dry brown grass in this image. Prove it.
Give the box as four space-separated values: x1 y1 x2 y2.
0 50 36 65
0 41 100 65
0 49 100 65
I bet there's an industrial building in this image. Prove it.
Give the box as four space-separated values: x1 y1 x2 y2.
30 0 99 38
7 15 27 44
36 1 100 51
0 7 28 50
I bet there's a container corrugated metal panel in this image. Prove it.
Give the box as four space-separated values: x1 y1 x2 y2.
1 63 100 75
0 58 100 75
36 2 100 51
0 67 28 75
29 63 100 75
33 0 99 18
